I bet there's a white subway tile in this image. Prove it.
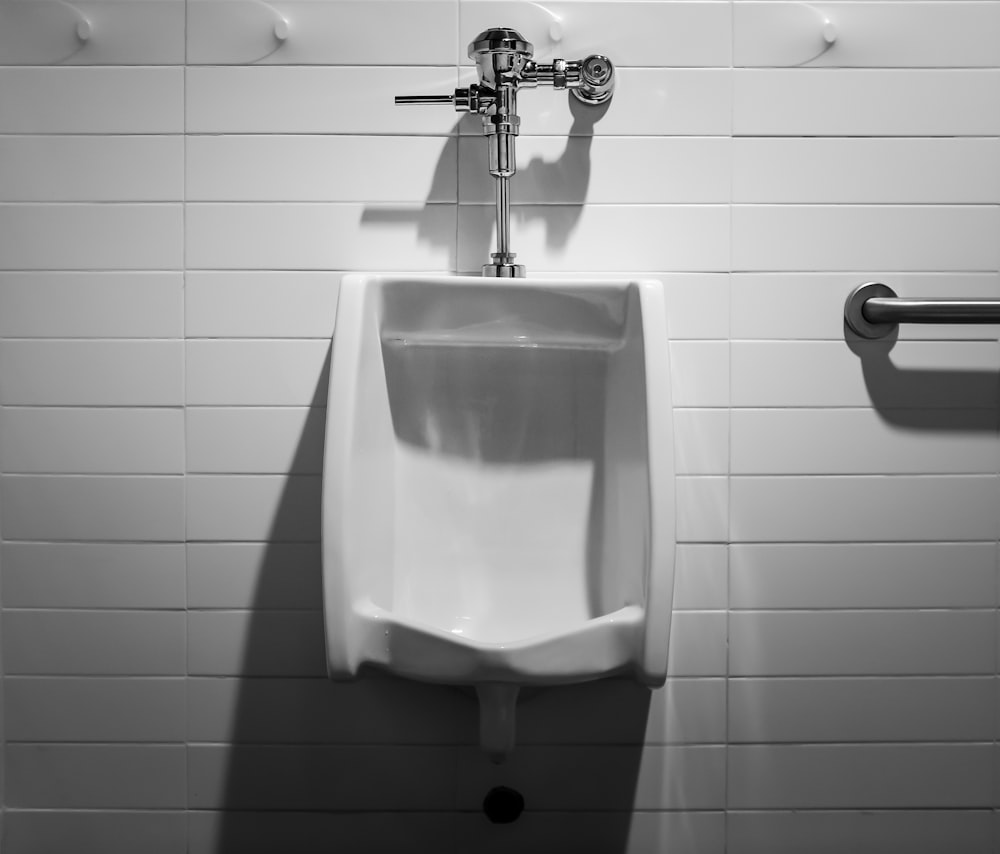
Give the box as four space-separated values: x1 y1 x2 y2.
0 341 183 406
458 745 725 811
1 475 185 541
730 543 997 610
460 69 732 137
0 204 183 270
732 409 999 475
731 341 1000 408
187 407 324 474
502 677 726 746
7 745 186 809
5 677 186 742
188 0 457 65
194 811 717 854
0 0 184 65
4 811 187 854
187 812 460 854
731 475 999 543
462 2 731 68
0 272 183 337
2 542 186 609
188 744 459 810
188 610 326 677
636 746 721 810
728 744 993 809
457 204 729 273
187 674 467 744
185 272 340 338
186 202 455 271
729 677 995 743
3 611 186 675
186 341 330 406
186 67 461 133
734 138 1000 204
731 273 1000 340
187 135 456 203
674 544 728 611
0 137 183 202
734 70 1000 136
670 342 729 407
735 2 1000 68
733 205 1000 273
0 68 183 133
661 274 730 340
644 678 727 746
186 475 322 541
675 410 729 475
729 610 996 676
457 810 726 854
669 612 727 677
1 408 184 474
727 810 994 854
459 137 731 204
187 542 321 609
676 477 729 544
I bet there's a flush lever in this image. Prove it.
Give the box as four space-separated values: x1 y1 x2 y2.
394 86 492 113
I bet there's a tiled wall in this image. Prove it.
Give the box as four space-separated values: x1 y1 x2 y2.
1 0 999 851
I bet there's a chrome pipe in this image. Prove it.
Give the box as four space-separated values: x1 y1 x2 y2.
845 282 1000 338
483 174 524 277
394 94 455 105
495 174 510 258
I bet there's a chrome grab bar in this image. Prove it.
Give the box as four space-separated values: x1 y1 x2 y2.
845 282 1000 339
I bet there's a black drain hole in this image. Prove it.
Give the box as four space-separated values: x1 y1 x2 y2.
483 786 525 824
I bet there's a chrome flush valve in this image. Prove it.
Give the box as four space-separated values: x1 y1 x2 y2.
395 27 615 278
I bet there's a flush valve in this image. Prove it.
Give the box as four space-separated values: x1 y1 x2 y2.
395 27 615 278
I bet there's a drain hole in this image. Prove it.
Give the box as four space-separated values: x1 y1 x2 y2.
483 786 525 824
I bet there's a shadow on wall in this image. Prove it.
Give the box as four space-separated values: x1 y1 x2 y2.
209 345 667 852
845 327 1000 432
361 96 608 272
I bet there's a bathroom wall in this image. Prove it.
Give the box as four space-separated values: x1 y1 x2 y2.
1 0 998 851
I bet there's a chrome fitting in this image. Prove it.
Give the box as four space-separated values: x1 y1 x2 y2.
395 27 615 277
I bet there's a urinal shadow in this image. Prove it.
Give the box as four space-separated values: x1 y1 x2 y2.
845 327 1000 431
361 99 606 275
458 98 607 272
359 126 462 266
211 344 470 851
210 344 655 851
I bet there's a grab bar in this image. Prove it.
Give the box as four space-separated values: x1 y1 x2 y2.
845 282 1000 339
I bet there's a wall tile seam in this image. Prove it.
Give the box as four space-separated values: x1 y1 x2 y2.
727 607 1000 613
728 673 1000 684
4 674 185 679
727 473 999 478
724 740 999 747
0 405 315 410
177 738 730 747
6 740 187 747
0 474 184 479
0 269 186 274
2 608 189 613
0 201 184 206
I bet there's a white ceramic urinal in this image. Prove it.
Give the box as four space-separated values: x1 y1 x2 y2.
322 274 675 760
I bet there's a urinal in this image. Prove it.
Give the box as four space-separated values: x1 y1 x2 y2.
321 273 675 761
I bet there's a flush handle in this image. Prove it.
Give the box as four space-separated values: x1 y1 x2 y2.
394 85 492 113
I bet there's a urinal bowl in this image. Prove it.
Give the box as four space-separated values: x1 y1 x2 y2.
322 274 675 760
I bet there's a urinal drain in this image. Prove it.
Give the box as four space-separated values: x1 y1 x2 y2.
483 786 525 824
